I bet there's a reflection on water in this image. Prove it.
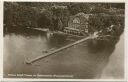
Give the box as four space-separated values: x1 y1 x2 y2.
4 28 124 79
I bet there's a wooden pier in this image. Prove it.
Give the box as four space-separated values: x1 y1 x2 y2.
26 35 97 64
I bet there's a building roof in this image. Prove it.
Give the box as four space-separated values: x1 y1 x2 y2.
75 12 91 19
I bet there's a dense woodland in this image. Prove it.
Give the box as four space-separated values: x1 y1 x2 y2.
4 2 125 46
4 2 124 28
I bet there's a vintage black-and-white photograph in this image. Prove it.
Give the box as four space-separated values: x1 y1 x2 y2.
3 2 125 79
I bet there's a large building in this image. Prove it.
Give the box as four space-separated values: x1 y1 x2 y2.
63 13 91 36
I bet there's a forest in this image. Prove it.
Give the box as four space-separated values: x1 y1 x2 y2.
4 2 124 28
4 2 125 45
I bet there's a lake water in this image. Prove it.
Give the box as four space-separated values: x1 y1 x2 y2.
3 28 124 79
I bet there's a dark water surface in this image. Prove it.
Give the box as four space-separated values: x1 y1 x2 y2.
3 28 124 79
